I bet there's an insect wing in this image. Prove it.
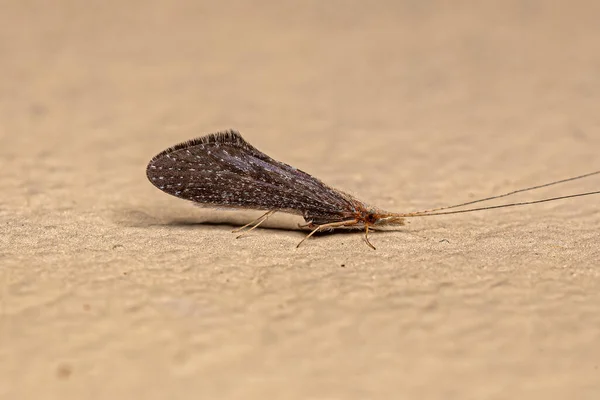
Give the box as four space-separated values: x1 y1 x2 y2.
146 131 358 222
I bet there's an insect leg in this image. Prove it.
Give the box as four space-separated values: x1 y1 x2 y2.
296 219 358 248
233 210 276 238
364 225 376 250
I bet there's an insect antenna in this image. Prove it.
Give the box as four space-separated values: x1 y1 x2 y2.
399 190 600 218
400 170 600 217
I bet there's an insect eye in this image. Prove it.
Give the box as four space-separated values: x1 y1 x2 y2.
366 213 376 223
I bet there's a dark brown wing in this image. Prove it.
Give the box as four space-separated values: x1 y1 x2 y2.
146 130 362 224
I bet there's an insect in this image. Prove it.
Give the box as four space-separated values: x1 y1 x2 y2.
146 130 600 249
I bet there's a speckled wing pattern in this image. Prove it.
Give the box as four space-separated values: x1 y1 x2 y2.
146 130 362 225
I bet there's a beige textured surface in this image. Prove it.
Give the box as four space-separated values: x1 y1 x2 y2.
1 1 600 399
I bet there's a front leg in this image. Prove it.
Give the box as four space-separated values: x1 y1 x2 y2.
296 219 359 248
364 225 376 250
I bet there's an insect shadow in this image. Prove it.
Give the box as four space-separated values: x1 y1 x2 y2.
118 208 404 243
165 214 410 248
165 213 396 239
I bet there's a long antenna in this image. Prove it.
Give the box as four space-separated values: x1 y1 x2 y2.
399 190 600 218
404 170 600 216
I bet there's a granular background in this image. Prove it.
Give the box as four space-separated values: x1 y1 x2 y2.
1 1 599 399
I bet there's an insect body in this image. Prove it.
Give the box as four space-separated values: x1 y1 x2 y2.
146 130 600 249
